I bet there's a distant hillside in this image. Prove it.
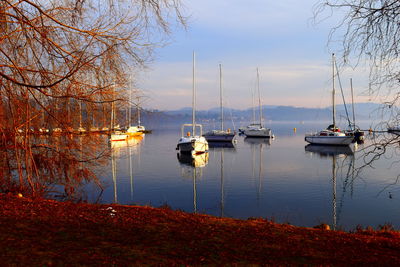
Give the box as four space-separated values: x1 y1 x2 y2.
161 103 383 122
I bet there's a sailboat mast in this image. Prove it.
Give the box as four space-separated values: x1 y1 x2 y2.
79 100 82 128
111 83 115 130
192 51 196 136
332 53 336 128
252 86 256 124
137 96 141 126
350 78 356 130
219 64 224 131
257 68 262 126
129 75 132 126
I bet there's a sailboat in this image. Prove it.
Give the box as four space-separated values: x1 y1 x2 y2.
176 52 209 154
126 100 145 136
126 79 144 137
76 100 86 134
203 64 236 142
110 84 128 142
243 68 273 138
135 97 146 133
110 129 128 142
239 86 257 134
388 126 400 135
344 78 364 143
305 54 354 146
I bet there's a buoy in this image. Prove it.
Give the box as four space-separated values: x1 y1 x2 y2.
186 132 191 137
313 223 330 230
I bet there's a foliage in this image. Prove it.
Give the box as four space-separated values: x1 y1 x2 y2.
0 0 185 195
1 193 400 265
314 1 400 107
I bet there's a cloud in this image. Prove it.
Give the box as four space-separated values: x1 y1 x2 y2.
137 1 374 111
187 0 317 35
139 59 372 110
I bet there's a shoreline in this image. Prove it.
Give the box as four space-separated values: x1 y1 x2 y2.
1 193 400 265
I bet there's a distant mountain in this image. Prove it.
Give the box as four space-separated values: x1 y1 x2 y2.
161 102 383 122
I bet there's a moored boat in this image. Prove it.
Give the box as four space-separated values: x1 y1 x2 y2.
243 68 273 138
388 126 400 135
126 126 143 136
177 125 209 154
203 64 236 143
110 131 128 141
176 52 208 154
305 128 354 145
305 54 354 146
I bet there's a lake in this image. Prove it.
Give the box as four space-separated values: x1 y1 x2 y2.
81 121 400 231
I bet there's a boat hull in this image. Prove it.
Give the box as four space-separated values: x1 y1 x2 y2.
126 126 143 136
110 131 128 141
203 132 235 142
305 135 354 145
177 136 209 154
110 135 128 141
388 127 400 136
244 128 273 138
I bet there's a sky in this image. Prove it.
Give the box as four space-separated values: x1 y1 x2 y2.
138 0 373 111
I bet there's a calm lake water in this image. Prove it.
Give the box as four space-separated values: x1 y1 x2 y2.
83 121 400 230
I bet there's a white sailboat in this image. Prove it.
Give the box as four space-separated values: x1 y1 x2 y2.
388 126 400 135
110 130 128 141
126 78 144 137
203 64 235 142
176 52 209 154
110 84 128 142
305 54 354 146
243 68 273 138
135 97 146 133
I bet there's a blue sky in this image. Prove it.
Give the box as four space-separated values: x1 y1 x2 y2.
139 0 373 110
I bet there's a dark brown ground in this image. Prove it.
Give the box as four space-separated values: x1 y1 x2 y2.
1 193 400 265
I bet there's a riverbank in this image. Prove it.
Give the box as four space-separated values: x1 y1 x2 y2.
1 193 400 265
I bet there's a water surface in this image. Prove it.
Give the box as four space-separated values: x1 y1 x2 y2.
85 122 400 230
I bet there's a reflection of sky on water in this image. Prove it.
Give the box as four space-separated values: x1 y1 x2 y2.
88 122 400 230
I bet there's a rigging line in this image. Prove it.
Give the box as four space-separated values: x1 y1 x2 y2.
224 97 236 131
334 58 352 130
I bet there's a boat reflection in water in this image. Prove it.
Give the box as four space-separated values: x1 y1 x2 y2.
305 144 355 230
304 144 354 157
177 152 209 168
177 152 209 213
110 135 144 151
111 135 144 203
208 141 236 150
244 136 272 146
243 136 271 206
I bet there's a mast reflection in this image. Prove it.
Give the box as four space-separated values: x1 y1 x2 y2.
177 152 209 213
110 135 144 203
244 136 271 206
305 144 355 230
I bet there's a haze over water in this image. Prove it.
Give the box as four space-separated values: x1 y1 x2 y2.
84 122 400 231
